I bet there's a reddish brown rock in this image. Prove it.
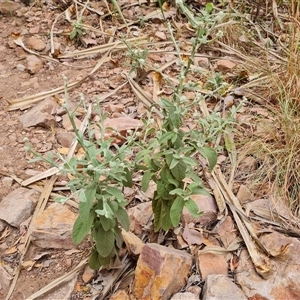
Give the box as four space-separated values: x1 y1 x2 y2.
31 202 77 249
197 252 228 280
133 243 193 300
19 97 59 128
0 187 39 227
217 216 238 248
25 36 46 51
237 184 254 204
127 202 152 235
182 194 217 226
109 290 130 300
236 231 300 300
214 59 236 72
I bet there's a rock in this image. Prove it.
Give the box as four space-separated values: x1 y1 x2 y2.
236 232 300 300
0 220 5 232
110 290 130 300
38 274 76 300
25 36 46 51
182 194 217 226
0 187 39 227
82 265 96 283
216 216 238 248
133 243 193 300
0 264 13 290
122 229 144 256
155 31 166 40
31 202 77 249
19 97 59 128
197 252 228 280
186 285 201 297
62 114 82 131
196 57 210 69
237 184 254 204
26 55 44 74
170 292 198 300
95 117 143 145
1 176 13 187
203 274 247 300
16 63 26 72
214 59 236 72
127 202 152 235
0 1 21 15
56 132 76 148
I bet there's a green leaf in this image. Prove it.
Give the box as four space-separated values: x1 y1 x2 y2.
161 202 172 231
123 168 133 187
191 187 210 196
205 2 214 13
106 186 124 200
199 146 217 171
170 197 185 226
72 213 94 244
142 170 152 192
152 196 162 232
169 188 184 196
171 160 187 181
115 227 124 249
100 217 115 231
182 157 197 166
95 226 115 257
70 29 77 40
89 249 101 270
160 131 175 143
185 199 201 218
115 207 130 231
224 133 234 153
98 254 111 268
169 158 180 169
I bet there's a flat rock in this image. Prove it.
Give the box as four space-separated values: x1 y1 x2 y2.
38 274 76 300
95 117 143 144
236 232 300 300
62 114 82 131
214 59 236 72
197 252 228 280
217 216 238 248
31 202 77 249
26 55 44 74
82 265 96 283
0 1 21 14
170 292 199 300
19 97 59 128
127 202 152 235
0 187 39 227
25 36 46 51
56 132 76 148
0 264 13 291
182 194 217 226
133 243 193 300
237 184 254 204
203 274 247 300
109 290 130 300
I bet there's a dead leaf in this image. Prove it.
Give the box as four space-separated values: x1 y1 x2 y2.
4 246 18 255
182 224 204 246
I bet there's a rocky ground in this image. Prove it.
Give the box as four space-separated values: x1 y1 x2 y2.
1 0 300 299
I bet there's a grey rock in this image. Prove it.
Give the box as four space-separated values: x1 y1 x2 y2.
0 264 13 290
170 292 199 300
203 275 247 300
19 97 59 128
0 187 39 227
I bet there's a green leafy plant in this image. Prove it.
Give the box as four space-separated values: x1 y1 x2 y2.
70 18 84 40
25 96 136 269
